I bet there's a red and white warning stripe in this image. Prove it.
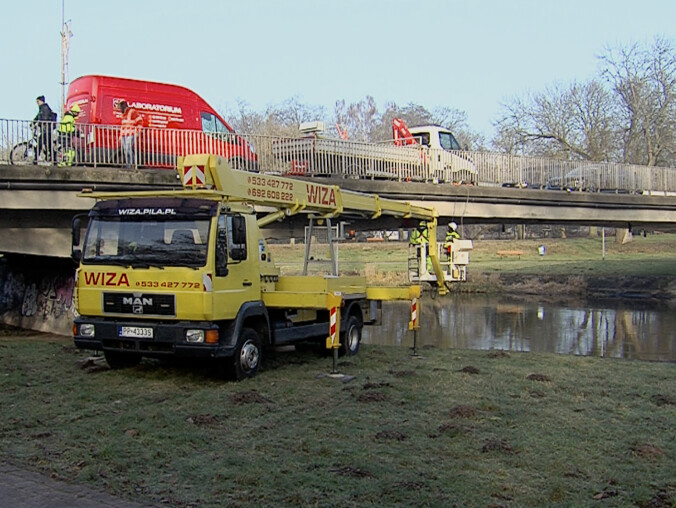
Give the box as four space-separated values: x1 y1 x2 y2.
411 297 418 328
202 273 213 292
183 165 206 187
329 306 337 346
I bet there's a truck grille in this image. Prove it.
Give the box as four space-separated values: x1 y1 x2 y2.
102 293 175 316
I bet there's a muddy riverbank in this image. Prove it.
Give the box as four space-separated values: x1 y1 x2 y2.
455 272 676 301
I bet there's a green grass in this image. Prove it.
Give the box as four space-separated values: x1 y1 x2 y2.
270 234 676 280
1 335 674 507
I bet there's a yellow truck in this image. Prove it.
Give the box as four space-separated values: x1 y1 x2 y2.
72 154 451 379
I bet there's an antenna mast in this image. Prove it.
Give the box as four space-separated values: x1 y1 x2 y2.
60 0 73 112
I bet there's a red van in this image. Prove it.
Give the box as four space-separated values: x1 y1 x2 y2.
65 75 257 170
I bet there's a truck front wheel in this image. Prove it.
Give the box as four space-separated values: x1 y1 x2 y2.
340 315 362 357
231 327 262 380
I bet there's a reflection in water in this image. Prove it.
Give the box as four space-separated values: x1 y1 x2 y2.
362 295 676 362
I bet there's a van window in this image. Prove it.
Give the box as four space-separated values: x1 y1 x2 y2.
415 132 431 147
201 112 233 134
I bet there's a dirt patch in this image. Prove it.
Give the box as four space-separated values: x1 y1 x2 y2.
464 273 676 301
78 357 108 373
650 394 676 406
527 373 551 382
230 391 273 405
631 444 665 461
374 430 407 441
448 405 478 418
363 381 392 390
459 365 480 375
481 439 517 454
393 480 425 491
186 414 221 427
436 423 473 437
330 465 374 478
389 369 416 378
357 392 389 403
487 350 510 358
640 488 675 508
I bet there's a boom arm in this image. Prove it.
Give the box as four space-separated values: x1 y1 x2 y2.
179 154 437 224
179 155 448 295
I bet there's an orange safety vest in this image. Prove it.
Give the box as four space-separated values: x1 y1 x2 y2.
121 108 143 137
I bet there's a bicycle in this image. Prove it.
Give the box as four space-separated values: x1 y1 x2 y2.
10 123 65 165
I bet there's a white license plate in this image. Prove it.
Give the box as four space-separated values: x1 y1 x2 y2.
119 326 153 339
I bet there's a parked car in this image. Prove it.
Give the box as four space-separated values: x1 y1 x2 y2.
546 164 635 193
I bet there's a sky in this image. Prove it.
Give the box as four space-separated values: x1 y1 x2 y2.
2 0 675 139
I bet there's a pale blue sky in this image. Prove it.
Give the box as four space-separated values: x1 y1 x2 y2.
3 0 674 138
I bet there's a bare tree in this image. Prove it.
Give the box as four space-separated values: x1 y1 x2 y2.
599 37 676 166
492 80 619 161
335 96 379 142
224 97 328 137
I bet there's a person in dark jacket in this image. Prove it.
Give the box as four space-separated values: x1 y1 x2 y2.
33 95 56 163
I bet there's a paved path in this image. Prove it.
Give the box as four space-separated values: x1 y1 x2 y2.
0 462 156 507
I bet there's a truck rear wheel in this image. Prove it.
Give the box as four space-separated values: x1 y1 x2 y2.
104 351 142 369
231 327 262 380
340 315 362 357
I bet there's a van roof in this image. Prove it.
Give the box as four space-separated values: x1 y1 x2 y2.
71 74 197 92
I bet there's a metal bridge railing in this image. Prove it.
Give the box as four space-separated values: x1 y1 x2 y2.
1 118 676 194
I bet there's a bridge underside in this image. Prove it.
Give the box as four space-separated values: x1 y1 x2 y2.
1 166 676 259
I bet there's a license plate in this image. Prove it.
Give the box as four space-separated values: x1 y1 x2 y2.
119 326 153 339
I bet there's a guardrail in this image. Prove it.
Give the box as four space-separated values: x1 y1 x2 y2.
2 118 675 194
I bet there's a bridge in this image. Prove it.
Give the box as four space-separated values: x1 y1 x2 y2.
2 114 676 258
1 162 675 260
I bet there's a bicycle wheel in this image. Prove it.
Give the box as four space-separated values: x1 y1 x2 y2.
10 142 35 165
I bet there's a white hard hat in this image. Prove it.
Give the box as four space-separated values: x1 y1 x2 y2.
449 222 458 230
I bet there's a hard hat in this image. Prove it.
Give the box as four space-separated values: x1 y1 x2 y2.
70 103 81 114
449 222 458 230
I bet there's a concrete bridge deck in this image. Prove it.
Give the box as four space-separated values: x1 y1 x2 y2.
2 164 676 258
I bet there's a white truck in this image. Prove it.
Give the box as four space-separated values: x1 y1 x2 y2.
271 119 477 184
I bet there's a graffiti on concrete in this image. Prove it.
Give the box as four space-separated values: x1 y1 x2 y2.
0 260 75 334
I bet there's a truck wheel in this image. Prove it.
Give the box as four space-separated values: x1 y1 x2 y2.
231 327 262 380
104 351 142 369
340 315 362 357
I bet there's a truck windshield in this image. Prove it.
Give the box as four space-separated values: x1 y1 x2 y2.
82 218 211 268
439 131 462 151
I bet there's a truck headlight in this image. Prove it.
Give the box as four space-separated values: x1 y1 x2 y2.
79 323 95 337
185 329 205 343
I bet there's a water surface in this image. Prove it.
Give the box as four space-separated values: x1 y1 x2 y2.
362 294 676 362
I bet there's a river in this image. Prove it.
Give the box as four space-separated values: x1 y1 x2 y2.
362 294 676 362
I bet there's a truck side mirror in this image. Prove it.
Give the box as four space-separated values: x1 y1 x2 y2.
71 214 87 262
215 228 228 277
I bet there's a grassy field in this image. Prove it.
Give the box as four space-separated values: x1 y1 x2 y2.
1 235 674 506
270 233 676 281
1 333 674 507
